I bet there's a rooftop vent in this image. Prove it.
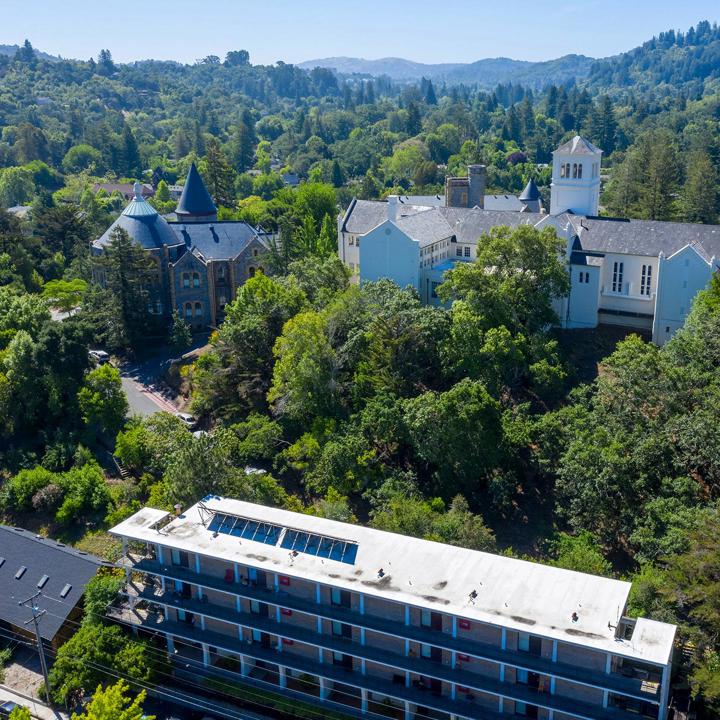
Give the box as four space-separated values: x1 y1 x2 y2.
60 583 72 598
15 566 27 579
0 557 4 568
37 575 49 589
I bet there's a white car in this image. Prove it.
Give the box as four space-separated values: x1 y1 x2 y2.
89 349 110 365
175 412 197 429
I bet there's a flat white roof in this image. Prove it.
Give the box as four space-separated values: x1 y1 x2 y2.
111 497 676 665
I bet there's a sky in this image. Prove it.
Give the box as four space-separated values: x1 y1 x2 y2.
1 0 718 66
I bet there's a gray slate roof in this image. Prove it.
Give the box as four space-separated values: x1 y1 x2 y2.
343 199 720 264
576 216 720 263
176 163 217 218
95 211 181 251
554 135 602 156
519 179 541 202
484 194 523 212
0 526 105 641
169 222 260 261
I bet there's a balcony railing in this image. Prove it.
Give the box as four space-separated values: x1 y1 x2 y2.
110 595 657 720
124 555 657 703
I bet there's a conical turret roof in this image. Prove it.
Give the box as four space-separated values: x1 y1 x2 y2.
519 178 541 202
176 163 217 219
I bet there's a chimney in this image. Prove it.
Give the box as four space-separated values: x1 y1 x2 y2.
467 165 486 209
387 195 398 223
174 503 183 516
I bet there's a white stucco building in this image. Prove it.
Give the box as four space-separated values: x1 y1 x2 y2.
338 136 720 345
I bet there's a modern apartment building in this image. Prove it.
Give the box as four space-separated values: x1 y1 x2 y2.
110 497 676 720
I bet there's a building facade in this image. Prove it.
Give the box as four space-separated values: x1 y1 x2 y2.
338 136 720 345
92 165 270 330
111 498 676 720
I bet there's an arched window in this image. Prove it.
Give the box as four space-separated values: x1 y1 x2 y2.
572 163 578 179
577 163 583 179
184 303 192 319
560 164 566 178
253 248 259 257
257 266 265 275
192 272 200 288
248 266 256 278
194 302 202 318
182 273 190 288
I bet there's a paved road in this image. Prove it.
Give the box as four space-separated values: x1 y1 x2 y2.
0 684 68 720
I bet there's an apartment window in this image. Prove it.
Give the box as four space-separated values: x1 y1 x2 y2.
464 246 470 257
640 265 652 296
170 549 189 567
192 272 200 288
348 236 354 246
578 271 590 284
517 669 529 684
332 621 352 639
421 644 432 659
182 273 190 288
456 247 463 257
331 588 351 608
355 237 360 247
194 302 203 318
217 264 225 279
612 261 624 293
430 282 440 299
184 303 192 319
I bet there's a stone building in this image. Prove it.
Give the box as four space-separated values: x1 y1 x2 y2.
92 164 269 330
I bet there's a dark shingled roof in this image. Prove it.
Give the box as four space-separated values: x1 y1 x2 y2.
0 526 106 641
577 216 720 262
519 179 541 202
169 222 261 261
94 211 181 251
176 163 217 219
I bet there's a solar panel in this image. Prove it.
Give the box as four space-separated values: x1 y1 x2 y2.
206 510 358 564
281 529 358 565
208 513 282 546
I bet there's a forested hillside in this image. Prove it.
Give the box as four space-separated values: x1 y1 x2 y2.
1 22 720 715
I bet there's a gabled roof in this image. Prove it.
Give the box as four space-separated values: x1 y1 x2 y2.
0 525 106 641
553 135 602 156
519 179 541 202
576 216 720 263
169 222 262 261
176 163 217 218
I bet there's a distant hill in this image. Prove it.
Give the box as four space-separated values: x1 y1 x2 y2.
0 44 61 62
298 54 595 89
586 20 720 95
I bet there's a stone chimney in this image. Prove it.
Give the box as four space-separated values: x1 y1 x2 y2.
387 195 398 223
467 165 486 209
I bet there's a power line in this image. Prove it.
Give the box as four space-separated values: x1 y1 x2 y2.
18 591 51 703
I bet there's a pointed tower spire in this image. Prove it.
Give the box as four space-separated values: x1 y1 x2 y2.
176 163 218 223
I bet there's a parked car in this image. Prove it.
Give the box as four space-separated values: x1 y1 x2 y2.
175 412 197 429
89 349 110 365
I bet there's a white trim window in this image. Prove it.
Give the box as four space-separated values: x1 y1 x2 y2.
612 261 624 293
641 264 652 296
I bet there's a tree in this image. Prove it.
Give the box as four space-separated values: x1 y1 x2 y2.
202 138 236 207
225 49 250 67
586 95 617 154
91 227 158 351
232 110 256 172
403 378 504 498
169 309 192 352
63 144 103 174
681 151 718 224
34 204 90 264
14 39 36 64
72 680 151 720
97 49 116 76
42 278 88 315
0 167 35 208
438 224 570 335
82 572 124 626
9 707 31 720
78 364 128 436
548 531 612 576
120 124 141 177
268 310 338 422
49 625 165 706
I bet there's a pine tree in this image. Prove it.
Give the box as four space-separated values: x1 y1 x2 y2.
97 49 116 76
14 39 36 65
170 310 193 352
588 96 618 154
639 131 680 221
120 124 141 177
425 79 437 105
203 138 236 208
681 151 719 224
317 214 337 257
331 160 345 188
232 110 256 171
406 102 422 135
93 227 158 351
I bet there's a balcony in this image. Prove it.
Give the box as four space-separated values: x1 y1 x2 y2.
124 555 656 703
111 592 656 720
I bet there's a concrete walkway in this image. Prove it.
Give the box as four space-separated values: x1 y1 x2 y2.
0 684 68 720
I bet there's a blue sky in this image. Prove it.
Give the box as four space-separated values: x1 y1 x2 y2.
2 0 717 65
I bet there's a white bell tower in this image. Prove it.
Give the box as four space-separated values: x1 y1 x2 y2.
550 135 602 217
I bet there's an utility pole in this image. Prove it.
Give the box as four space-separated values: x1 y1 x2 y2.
19 591 51 703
